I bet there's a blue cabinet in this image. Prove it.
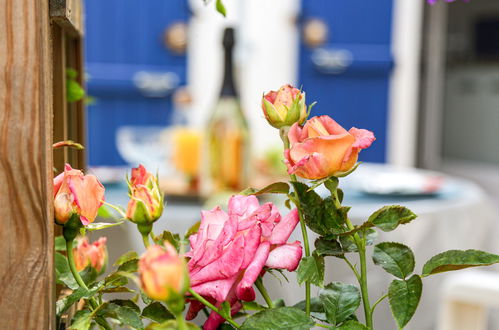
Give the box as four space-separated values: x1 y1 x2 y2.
299 0 393 162
85 0 189 166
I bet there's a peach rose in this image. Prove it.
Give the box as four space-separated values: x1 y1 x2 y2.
284 115 375 179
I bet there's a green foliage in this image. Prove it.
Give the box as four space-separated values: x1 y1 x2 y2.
69 310 92 330
215 0 226 17
55 235 66 251
153 230 181 251
114 251 139 267
118 259 139 273
85 221 124 231
239 182 290 196
291 182 349 236
372 242 415 279
185 221 200 239
319 282 361 326
338 320 368 329
368 205 417 232
293 297 327 322
296 253 325 287
97 302 144 329
422 249 499 276
146 320 200 329
66 68 85 103
97 204 114 219
338 229 377 253
56 287 97 317
240 307 314 330
388 275 422 329
315 237 344 258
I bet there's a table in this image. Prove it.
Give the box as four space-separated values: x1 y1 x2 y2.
94 164 499 330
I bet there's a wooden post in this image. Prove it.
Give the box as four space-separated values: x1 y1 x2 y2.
0 0 55 329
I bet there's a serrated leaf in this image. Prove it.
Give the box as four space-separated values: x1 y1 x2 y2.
293 297 327 322
56 287 90 316
314 237 344 258
369 205 417 232
146 320 199 330
55 252 70 274
99 303 144 329
154 231 181 251
100 286 134 293
142 302 175 323
388 275 422 329
55 236 66 251
296 253 325 287
240 307 314 330
422 249 499 276
69 310 92 330
319 282 361 325
114 251 139 267
239 182 290 196
339 229 377 253
338 320 368 330
373 242 415 279
85 221 124 231
109 299 140 313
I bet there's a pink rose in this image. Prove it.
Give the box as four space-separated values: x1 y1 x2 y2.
262 84 307 128
73 236 108 274
53 164 105 225
126 165 164 225
186 195 302 330
284 115 375 180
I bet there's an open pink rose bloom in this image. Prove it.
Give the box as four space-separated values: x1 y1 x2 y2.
186 195 303 329
53 164 105 225
285 115 375 180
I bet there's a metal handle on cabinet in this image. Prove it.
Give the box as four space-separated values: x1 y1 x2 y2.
311 48 353 74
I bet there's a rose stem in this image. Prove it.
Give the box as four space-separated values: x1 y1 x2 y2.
254 277 274 308
176 312 188 330
66 239 112 330
187 288 241 328
142 234 150 249
333 190 372 329
279 126 312 316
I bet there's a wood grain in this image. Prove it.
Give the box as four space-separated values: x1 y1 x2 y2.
0 0 55 328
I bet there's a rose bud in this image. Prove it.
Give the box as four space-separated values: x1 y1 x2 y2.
284 115 375 180
139 243 189 302
262 84 307 129
126 165 164 234
73 236 108 275
53 164 105 226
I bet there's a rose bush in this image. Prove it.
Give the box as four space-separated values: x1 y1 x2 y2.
53 163 105 225
284 115 375 180
185 195 302 329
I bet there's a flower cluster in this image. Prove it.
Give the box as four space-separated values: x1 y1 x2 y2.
73 236 108 274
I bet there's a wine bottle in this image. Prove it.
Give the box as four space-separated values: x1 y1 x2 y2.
204 27 250 193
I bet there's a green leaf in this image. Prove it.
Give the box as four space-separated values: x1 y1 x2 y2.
338 320 368 330
369 205 417 232
146 320 200 330
339 229 378 253
118 259 139 273
154 231 181 251
422 249 499 276
292 182 348 236
55 236 66 251
55 252 70 274
239 182 290 196
109 299 140 313
319 282 361 325
185 221 200 239
114 251 139 267
220 301 231 318
240 307 314 330
97 205 114 219
142 302 175 323
314 237 344 258
141 290 153 305
243 301 267 311
296 253 325 287
98 303 144 329
67 79 85 103
293 297 327 322
69 309 92 330
309 176 337 192
85 221 124 231
56 287 90 316
388 275 422 329
372 242 415 279
215 0 226 17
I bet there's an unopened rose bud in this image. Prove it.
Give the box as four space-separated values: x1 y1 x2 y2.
126 165 164 235
73 236 108 275
262 84 307 129
139 243 189 302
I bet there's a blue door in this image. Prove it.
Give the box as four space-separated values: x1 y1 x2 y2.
85 0 189 166
299 0 393 162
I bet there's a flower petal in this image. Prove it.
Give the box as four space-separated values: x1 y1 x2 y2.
269 208 299 245
228 195 260 218
265 241 303 271
191 275 239 303
349 127 375 149
236 241 271 301
68 174 105 225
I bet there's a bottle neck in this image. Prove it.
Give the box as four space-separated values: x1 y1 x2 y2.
220 47 237 97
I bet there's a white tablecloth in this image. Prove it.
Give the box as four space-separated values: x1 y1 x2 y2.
95 165 499 330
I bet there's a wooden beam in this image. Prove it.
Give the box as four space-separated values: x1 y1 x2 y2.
0 0 54 328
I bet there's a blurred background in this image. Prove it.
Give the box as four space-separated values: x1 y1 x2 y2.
79 0 499 329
